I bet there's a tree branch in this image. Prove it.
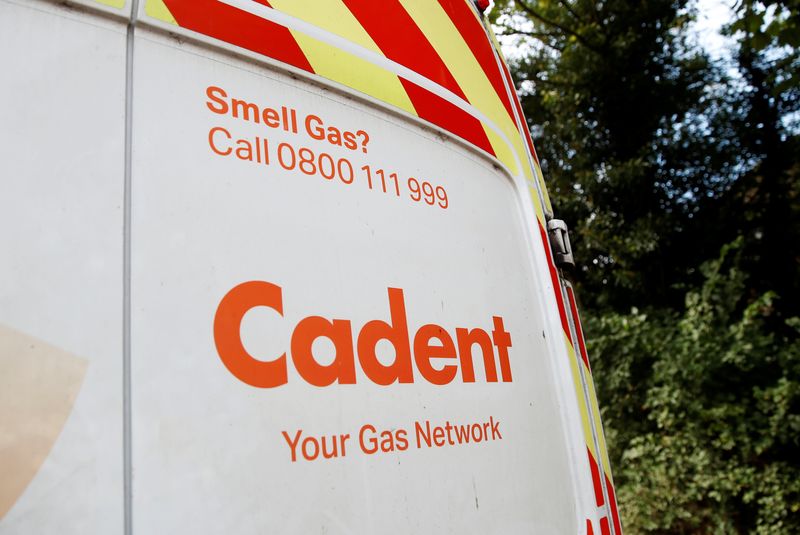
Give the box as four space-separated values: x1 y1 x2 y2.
512 0 603 54
494 27 562 41
557 0 586 25
494 27 566 53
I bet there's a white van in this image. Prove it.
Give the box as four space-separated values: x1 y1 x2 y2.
0 1 622 533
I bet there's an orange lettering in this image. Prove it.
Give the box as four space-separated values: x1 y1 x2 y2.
213 281 287 388
213 281 512 388
456 327 497 383
206 85 228 114
492 316 513 382
291 316 356 386
413 324 457 385
208 126 232 156
356 288 414 385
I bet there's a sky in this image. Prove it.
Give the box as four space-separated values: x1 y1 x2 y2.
693 0 737 59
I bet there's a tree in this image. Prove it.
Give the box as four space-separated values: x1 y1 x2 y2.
491 0 734 311
590 241 800 533
492 1 800 532
720 0 800 322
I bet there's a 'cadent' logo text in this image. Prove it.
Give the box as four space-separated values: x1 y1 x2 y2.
213 281 512 388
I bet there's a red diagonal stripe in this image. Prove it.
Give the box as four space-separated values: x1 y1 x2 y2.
498 59 541 166
401 80 494 155
567 286 591 369
343 0 467 99
606 474 623 535
587 448 605 507
163 0 313 73
600 517 612 535
343 1 493 153
538 220 573 344
436 0 514 120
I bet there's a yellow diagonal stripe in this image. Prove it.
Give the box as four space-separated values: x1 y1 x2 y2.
269 0 416 116
145 0 176 24
566 334 597 461
94 0 125 8
584 360 613 479
530 184 546 227
533 159 554 215
491 28 553 207
399 0 531 180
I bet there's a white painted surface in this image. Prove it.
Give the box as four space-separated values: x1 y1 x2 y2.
0 1 126 532
129 30 577 534
0 3 594 532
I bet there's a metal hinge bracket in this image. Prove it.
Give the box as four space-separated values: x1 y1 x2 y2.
546 219 575 271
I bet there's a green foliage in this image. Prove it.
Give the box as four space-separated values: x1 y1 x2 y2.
589 242 800 533
721 0 800 321
726 0 800 104
492 0 800 532
491 0 737 311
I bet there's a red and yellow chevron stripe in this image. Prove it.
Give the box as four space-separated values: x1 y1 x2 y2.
566 285 623 535
528 153 621 533
144 0 540 185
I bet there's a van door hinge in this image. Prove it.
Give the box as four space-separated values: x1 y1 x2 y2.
547 219 575 270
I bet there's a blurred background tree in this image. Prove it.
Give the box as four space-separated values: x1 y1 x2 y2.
490 0 799 532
